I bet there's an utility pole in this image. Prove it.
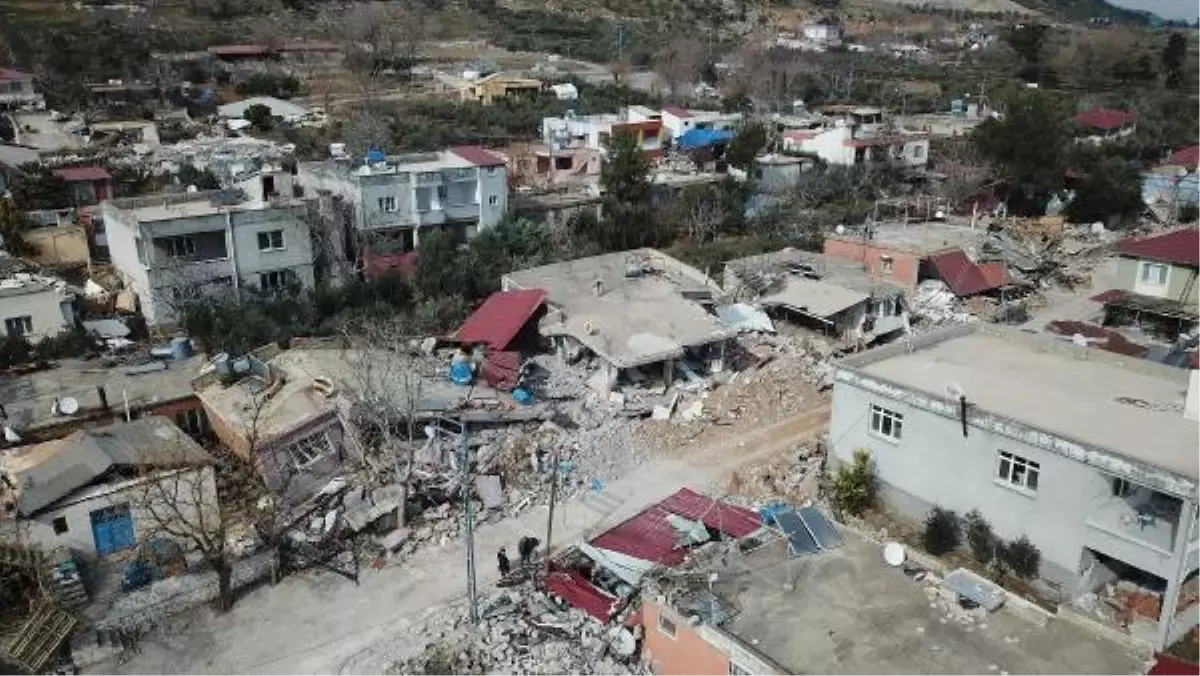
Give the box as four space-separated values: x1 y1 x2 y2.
543 444 561 580
460 418 478 624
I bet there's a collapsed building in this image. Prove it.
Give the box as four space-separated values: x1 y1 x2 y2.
502 250 736 393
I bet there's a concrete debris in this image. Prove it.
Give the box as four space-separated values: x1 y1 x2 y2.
911 280 976 325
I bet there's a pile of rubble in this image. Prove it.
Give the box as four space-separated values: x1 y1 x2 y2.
910 280 977 326
388 589 635 676
730 442 825 507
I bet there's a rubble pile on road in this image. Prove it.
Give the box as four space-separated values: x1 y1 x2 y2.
730 442 825 507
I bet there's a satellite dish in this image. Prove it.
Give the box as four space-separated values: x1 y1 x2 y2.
883 541 906 567
945 382 964 399
1071 333 1089 349
58 397 79 415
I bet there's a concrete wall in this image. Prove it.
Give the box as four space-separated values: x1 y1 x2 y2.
229 204 316 291
0 286 75 341
26 225 90 267
1115 256 1199 305
21 466 218 559
823 238 921 288
478 165 508 229
642 599 782 675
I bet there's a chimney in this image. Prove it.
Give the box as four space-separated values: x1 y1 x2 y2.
1186 370 1199 422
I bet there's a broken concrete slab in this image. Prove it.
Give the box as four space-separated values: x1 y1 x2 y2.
476 475 505 510
374 528 411 553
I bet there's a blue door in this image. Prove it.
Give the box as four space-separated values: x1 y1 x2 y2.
90 504 135 556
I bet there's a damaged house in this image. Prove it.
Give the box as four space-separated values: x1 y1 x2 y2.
723 248 909 348
1093 228 1199 343
502 250 735 392
0 416 216 558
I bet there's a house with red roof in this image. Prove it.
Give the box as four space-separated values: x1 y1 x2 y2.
52 166 112 206
1092 228 1199 339
0 67 44 110
1074 108 1137 144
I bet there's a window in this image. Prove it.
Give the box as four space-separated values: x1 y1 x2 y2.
52 517 68 535
259 269 293 291
880 255 894 275
163 236 196 258
487 166 499 175
911 144 925 159
284 432 330 469
488 195 500 206
257 230 284 252
1139 262 1168 286
729 663 751 676
436 185 449 202
997 451 1039 492
176 408 208 437
1112 477 1135 497
657 614 677 638
869 404 903 442
4 316 33 337
378 196 398 213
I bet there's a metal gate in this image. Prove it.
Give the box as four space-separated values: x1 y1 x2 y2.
90 504 135 556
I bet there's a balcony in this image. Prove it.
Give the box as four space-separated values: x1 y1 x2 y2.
1086 489 1182 555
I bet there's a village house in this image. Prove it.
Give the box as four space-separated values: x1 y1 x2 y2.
502 249 735 392
659 107 743 142
828 323 1199 650
297 146 508 279
1075 108 1137 145
1092 228 1199 341
101 179 314 325
460 72 543 105
0 273 78 343
53 166 113 207
0 416 216 559
542 109 666 158
821 221 984 289
0 67 44 110
781 106 929 169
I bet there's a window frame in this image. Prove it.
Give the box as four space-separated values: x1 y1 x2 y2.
52 516 69 535
996 450 1040 493
284 432 331 470
378 196 398 213
488 194 500 206
5 315 33 336
259 269 293 291
163 235 196 259
1139 261 1168 286
657 613 677 639
729 662 751 676
868 404 903 443
257 229 285 252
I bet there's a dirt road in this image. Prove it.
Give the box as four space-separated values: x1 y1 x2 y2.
96 401 830 675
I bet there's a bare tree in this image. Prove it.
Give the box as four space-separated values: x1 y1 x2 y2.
654 37 708 100
930 139 994 212
322 2 428 102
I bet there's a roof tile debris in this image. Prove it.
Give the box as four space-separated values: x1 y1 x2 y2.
1112 228 1199 267
1074 108 1136 131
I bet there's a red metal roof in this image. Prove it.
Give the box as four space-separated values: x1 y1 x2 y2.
927 248 1010 297
1046 320 1148 358
450 145 506 167
454 289 546 351
0 68 31 83
52 166 111 183
1075 108 1136 131
480 350 522 391
1113 229 1199 267
545 566 618 622
1148 653 1199 675
588 488 761 566
1166 145 1200 169
662 106 692 119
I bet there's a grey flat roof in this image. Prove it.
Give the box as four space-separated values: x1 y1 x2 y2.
760 278 868 318
855 332 1199 478
830 222 983 255
505 250 734 368
726 248 904 298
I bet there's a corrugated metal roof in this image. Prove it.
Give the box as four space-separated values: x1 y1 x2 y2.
927 248 1010 297
52 166 111 182
1113 228 1199 267
1075 108 1136 131
588 488 760 566
1166 145 1199 169
455 289 546 351
449 145 506 167
545 567 619 622
0 68 30 83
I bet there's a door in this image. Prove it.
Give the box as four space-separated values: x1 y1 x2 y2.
90 503 135 556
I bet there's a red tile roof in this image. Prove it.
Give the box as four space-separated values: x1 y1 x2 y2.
545 566 619 622
588 488 761 566
1113 228 1199 266
1166 145 1200 170
926 249 1011 297
52 166 111 182
450 145 506 167
1148 654 1199 676
454 289 546 351
0 68 31 83
662 106 692 119
1074 108 1136 131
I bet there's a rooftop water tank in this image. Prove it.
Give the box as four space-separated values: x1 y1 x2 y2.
365 148 386 164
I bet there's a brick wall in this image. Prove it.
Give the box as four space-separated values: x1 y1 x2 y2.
641 600 732 675
823 237 921 288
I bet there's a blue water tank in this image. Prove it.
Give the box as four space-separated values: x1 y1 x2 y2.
170 336 193 360
365 148 386 164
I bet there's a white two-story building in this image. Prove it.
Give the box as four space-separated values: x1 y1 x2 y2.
782 106 929 169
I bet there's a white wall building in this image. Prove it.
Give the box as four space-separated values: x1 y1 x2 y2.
781 107 929 169
830 325 1199 650
660 107 744 141
101 181 314 325
0 274 77 342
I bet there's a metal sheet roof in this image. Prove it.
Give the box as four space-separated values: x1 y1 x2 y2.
1075 108 1136 131
927 248 1010 297
545 566 619 621
52 166 111 182
1113 228 1199 267
455 289 546 351
449 145 506 167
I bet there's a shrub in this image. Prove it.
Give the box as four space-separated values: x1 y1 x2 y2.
1004 535 1041 580
830 448 875 517
964 509 995 564
922 506 961 556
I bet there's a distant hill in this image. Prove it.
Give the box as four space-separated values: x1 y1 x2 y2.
1018 0 1154 23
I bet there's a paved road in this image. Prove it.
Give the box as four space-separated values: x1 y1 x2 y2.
97 403 831 675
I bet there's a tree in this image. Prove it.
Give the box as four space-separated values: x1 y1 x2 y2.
177 163 221 190
1064 154 1143 227
591 130 656 252
413 230 466 300
243 103 275 132
0 198 36 257
726 121 768 171
1003 536 1040 580
922 506 961 556
829 449 875 518
1003 23 1049 81
1162 32 1187 89
964 509 996 565
973 92 1071 214
654 37 708 99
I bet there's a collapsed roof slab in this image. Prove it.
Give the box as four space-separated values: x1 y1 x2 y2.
503 250 736 370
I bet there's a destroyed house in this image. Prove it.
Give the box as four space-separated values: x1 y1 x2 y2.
452 289 547 390
829 323 1199 650
1093 228 1199 339
0 417 216 559
822 221 984 289
723 248 909 346
502 250 735 391
546 488 761 622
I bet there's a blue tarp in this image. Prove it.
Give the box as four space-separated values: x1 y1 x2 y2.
677 127 734 150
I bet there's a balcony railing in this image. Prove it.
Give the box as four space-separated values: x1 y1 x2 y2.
1085 492 1181 554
